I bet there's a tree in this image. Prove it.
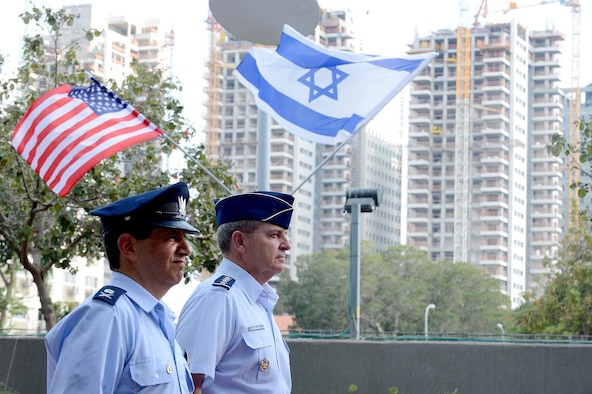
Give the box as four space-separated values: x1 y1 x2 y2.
278 244 511 334
513 213 592 336
0 5 234 330
548 117 592 198
278 248 351 331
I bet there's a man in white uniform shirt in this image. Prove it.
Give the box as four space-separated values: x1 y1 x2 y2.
176 191 294 393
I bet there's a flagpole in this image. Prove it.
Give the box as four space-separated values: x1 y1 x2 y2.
290 128 361 195
256 110 271 191
161 133 234 195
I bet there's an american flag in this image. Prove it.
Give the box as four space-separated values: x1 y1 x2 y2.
11 78 163 197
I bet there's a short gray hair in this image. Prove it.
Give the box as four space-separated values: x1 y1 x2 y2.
217 220 262 253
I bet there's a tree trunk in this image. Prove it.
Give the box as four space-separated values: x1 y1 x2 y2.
33 268 56 331
21 252 56 331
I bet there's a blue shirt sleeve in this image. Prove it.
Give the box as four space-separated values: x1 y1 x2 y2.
45 300 127 393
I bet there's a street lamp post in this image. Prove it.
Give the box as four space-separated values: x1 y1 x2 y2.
424 303 435 339
344 189 380 340
496 323 505 336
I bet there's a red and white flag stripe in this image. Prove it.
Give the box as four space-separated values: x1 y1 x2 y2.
12 80 162 197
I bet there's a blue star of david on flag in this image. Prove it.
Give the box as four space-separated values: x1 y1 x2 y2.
298 67 349 102
234 24 437 145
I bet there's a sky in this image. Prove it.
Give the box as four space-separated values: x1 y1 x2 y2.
1 0 590 313
2 0 590 127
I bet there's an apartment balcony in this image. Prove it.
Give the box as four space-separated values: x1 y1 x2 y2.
482 54 511 64
479 173 510 184
479 261 509 275
532 97 564 109
532 43 562 54
479 242 508 252
409 112 432 124
482 82 510 94
406 239 429 249
478 226 508 238
410 100 432 110
408 183 430 195
530 182 563 193
482 68 510 79
481 97 509 108
413 73 432 83
531 209 562 220
407 226 429 237
532 70 561 82
406 213 430 223
408 157 431 168
410 85 433 97
474 197 509 209
407 198 430 209
531 153 562 163
531 168 562 178
532 84 562 94
479 214 508 223
407 143 431 153
479 154 510 165
530 224 561 234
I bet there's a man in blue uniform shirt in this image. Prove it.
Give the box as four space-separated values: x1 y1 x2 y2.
176 191 294 393
45 182 197 393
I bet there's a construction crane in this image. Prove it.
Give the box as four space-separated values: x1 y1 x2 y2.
453 0 488 263
506 0 581 220
205 13 224 160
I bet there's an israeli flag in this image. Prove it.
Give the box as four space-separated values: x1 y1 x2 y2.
234 24 437 145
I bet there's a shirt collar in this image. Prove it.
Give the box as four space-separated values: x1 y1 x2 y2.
218 258 278 305
109 271 162 313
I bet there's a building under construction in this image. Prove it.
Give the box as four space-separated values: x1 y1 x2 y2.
406 21 565 307
204 9 409 280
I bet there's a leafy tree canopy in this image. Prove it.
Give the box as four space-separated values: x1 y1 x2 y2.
0 4 235 330
278 244 511 335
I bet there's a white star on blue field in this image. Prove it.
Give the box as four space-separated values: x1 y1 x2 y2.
298 66 349 102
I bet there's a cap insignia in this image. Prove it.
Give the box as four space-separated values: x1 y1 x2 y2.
178 196 187 216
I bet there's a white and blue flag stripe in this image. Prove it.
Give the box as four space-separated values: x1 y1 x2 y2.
234 24 437 145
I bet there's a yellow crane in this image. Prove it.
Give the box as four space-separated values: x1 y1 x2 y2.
453 0 488 262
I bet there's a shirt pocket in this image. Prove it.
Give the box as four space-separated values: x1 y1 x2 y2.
130 358 176 390
241 330 275 384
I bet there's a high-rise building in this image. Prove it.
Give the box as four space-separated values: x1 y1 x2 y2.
406 22 565 307
204 9 409 279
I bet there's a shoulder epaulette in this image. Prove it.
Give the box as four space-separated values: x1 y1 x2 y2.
93 286 127 306
212 275 235 290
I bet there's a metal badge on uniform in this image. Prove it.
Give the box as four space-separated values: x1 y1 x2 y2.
212 275 235 290
259 358 270 371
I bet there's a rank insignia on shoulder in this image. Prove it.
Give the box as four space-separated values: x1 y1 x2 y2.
93 286 127 306
212 275 235 290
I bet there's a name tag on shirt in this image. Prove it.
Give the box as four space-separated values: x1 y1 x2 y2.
248 325 265 332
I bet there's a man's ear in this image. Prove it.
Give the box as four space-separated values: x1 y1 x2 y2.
231 230 247 252
117 233 138 262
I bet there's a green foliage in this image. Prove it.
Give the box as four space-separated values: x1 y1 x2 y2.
0 4 235 329
278 244 511 333
547 117 592 197
52 300 79 320
0 383 18 394
513 214 592 335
